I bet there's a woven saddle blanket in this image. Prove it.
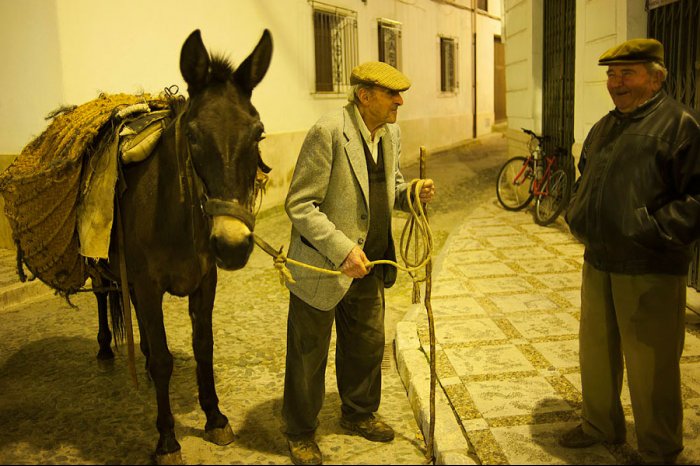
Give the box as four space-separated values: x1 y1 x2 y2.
0 93 171 293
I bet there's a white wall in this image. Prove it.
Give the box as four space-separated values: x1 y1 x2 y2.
475 14 504 136
0 0 502 214
572 0 647 160
503 0 543 155
504 0 648 162
0 0 63 152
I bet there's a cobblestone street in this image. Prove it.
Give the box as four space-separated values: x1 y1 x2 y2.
0 135 508 464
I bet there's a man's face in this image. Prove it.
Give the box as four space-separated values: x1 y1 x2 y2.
606 63 661 113
360 86 404 132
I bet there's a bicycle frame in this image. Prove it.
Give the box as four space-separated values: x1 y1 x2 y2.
532 155 556 195
511 154 557 196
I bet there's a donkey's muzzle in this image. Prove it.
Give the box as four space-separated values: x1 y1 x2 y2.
206 198 255 270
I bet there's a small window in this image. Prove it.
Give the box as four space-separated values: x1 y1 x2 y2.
440 36 458 93
477 0 488 11
312 3 358 93
378 19 402 70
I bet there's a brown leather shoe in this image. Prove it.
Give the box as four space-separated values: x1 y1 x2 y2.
558 424 624 449
340 415 395 442
287 438 322 465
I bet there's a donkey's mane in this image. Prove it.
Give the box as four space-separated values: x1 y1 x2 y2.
210 54 236 84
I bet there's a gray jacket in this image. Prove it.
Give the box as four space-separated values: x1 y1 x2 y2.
284 103 411 310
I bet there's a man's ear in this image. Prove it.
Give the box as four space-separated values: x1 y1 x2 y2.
357 86 371 104
652 70 664 91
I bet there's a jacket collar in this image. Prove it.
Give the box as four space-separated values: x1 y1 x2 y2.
611 90 666 121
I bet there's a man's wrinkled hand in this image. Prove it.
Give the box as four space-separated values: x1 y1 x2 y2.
340 245 371 278
419 178 436 203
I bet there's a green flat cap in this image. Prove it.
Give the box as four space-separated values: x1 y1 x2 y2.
598 38 664 66
350 61 411 91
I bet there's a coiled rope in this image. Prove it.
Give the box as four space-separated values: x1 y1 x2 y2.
252 178 432 285
253 154 438 462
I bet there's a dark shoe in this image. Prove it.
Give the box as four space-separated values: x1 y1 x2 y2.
340 415 395 442
559 424 623 448
287 438 322 465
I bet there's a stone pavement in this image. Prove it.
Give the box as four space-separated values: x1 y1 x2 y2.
396 199 700 465
3 133 700 464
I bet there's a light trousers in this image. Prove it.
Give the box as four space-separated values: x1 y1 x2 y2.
579 261 686 462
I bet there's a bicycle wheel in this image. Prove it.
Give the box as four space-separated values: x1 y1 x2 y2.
534 169 571 226
496 156 534 211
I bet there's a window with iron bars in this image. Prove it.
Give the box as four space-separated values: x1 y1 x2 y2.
312 3 358 94
440 36 458 92
378 19 402 70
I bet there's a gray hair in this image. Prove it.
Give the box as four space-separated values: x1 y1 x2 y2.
645 61 668 82
348 82 375 103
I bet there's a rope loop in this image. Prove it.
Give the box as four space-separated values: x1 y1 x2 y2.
253 178 433 287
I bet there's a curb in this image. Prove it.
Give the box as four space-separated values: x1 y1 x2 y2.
395 308 478 465
0 278 55 313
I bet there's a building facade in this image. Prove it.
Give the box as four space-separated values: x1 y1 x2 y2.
502 0 699 287
0 0 505 249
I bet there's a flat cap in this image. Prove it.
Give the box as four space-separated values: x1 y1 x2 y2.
598 38 664 66
350 61 411 91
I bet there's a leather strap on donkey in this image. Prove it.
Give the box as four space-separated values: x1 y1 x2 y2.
204 199 256 231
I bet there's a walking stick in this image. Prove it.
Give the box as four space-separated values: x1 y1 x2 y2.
419 146 436 462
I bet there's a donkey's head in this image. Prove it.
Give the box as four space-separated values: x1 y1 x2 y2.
179 29 272 270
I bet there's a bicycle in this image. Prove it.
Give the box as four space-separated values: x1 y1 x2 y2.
496 128 572 226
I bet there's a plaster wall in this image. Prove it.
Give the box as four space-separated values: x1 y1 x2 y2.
0 0 502 248
1 0 488 154
504 0 649 164
503 0 543 156
572 0 647 167
475 13 504 136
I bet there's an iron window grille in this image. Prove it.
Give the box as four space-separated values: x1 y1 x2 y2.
440 36 459 93
312 2 358 94
378 19 403 70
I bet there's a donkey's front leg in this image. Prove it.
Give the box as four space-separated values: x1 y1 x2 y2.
134 285 183 464
189 265 235 446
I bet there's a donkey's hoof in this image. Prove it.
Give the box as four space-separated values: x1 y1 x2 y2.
96 356 114 372
205 423 236 446
155 450 184 465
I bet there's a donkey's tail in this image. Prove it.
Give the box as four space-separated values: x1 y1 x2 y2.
109 286 125 347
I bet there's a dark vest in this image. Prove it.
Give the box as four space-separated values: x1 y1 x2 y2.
361 138 390 262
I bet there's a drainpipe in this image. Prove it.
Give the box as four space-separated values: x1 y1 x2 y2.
472 0 477 138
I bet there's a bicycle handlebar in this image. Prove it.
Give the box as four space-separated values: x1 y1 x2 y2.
521 128 551 143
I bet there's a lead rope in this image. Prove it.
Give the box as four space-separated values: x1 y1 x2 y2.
252 178 432 282
252 147 436 463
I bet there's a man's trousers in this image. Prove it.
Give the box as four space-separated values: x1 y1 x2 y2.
282 268 386 439
579 261 686 463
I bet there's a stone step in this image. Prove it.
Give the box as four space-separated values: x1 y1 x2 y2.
0 248 56 312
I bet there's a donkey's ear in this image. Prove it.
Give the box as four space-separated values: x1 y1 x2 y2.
234 29 273 96
180 29 210 93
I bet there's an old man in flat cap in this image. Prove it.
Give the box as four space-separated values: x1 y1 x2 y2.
562 38 700 464
281 61 435 465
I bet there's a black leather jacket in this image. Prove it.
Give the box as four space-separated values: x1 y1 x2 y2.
565 90 700 275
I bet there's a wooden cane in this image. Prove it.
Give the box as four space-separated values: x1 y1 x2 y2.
419 146 436 462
